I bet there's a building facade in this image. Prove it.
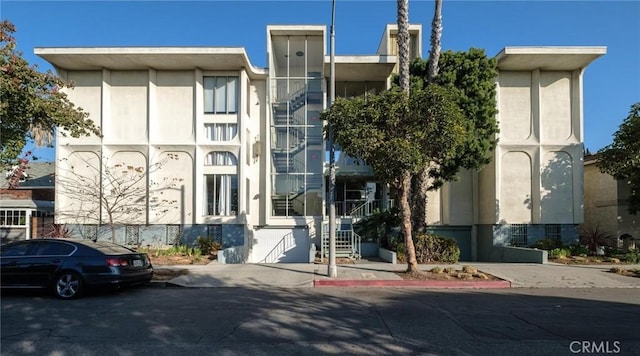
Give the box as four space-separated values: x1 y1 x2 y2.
35 24 605 262
1 162 56 242
582 154 639 248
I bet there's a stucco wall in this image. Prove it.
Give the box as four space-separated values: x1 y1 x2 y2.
56 68 256 227
582 163 640 241
491 69 583 226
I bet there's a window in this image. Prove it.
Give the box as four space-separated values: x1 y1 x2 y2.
205 152 237 166
0 210 27 226
207 224 222 243
204 76 238 114
545 224 562 243
167 225 182 245
204 175 238 216
0 241 32 256
509 224 528 247
125 225 140 245
83 225 98 240
35 241 75 256
204 123 238 141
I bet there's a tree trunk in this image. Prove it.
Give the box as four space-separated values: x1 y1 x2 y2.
396 0 418 272
427 0 443 82
397 0 410 94
410 168 429 232
397 173 419 272
411 0 443 232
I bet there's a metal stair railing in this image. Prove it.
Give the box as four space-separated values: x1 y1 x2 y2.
259 231 295 263
320 219 361 261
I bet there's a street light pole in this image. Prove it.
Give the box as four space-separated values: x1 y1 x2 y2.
328 0 337 278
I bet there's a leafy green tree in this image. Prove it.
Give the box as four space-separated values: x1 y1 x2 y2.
323 86 467 272
597 102 640 214
0 20 100 167
408 48 499 230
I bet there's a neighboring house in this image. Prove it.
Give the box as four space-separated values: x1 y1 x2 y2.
583 154 639 248
35 23 605 262
0 162 55 242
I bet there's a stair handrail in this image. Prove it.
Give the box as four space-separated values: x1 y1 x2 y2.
348 200 371 218
259 231 295 263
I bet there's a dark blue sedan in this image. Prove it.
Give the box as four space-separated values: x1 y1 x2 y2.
1 238 153 299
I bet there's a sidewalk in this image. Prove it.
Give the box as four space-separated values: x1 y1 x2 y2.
152 261 640 289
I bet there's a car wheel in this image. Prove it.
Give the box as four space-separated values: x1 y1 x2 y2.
54 272 84 299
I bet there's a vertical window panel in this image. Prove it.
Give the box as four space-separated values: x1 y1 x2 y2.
203 77 215 113
227 77 238 113
203 76 239 114
215 77 227 113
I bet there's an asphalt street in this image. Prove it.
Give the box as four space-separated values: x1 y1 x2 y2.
1 286 639 355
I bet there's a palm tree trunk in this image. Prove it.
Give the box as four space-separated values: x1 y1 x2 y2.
397 0 410 94
428 0 443 82
411 0 443 233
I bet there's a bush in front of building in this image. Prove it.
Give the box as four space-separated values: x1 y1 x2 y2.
392 232 460 264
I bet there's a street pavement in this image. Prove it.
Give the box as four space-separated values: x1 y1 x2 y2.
153 260 640 289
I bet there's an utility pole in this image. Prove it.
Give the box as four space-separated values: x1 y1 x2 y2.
328 0 337 278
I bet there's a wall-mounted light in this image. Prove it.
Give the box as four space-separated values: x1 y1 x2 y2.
296 51 304 57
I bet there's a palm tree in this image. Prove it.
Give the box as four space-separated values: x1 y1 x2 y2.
396 0 419 272
411 0 442 233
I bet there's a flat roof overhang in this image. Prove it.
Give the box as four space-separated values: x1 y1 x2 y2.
323 55 397 81
496 46 606 71
34 47 268 79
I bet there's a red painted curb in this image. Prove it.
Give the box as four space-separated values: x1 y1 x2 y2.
313 279 511 288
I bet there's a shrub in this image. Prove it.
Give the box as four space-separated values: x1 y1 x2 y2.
429 266 443 274
549 247 570 259
389 236 407 262
568 244 589 256
353 207 401 245
45 224 72 238
413 232 460 264
624 250 639 264
530 238 561 250
195 236 222 255
580 226 615 254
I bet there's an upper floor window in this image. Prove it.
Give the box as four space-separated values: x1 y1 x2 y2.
205 123 238 141
204 76 238 114
205 152 237 166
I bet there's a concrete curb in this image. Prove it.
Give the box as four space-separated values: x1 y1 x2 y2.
313 279 512 288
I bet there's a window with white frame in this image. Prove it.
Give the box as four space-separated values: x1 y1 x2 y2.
203 76 238 114
204 151 238 216
204 175 238 216
204 123 238 141
205 151 237 166
0 210 27 226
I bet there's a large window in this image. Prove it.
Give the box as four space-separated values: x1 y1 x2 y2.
0 210 27 226
204 175 238 216
204 76 238 114
205 123 238 141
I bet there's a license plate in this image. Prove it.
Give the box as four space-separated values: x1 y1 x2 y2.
133 259 143 267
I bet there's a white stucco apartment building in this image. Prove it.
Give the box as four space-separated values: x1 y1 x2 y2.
35 24 605 263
